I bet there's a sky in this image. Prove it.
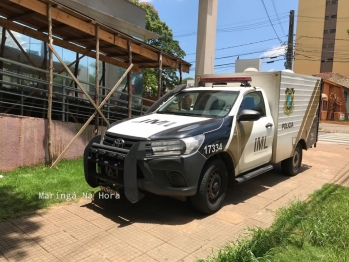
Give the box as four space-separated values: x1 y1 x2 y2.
141 0 299 78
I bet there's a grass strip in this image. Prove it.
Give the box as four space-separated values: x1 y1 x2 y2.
0 158 98 221
199 184 349 262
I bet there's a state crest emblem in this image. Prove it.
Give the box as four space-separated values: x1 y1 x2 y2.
284 88 295 116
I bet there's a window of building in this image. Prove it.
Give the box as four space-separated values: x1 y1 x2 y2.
325 16 329 20
324 30 328 34
328 43 334 48
331 14 337 19
332 0 337 4
326 1 330 5
330 29 336 33
321 60 326 63
323 44 327 48
327 58 333 62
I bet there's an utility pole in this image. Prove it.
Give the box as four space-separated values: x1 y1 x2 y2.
286 10 295 70
195 0 218 85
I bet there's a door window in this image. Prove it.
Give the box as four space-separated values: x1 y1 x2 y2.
239 92 266 117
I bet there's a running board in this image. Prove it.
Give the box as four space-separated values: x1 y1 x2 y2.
235 165 274 184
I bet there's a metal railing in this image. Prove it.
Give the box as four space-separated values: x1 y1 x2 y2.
0 57 155 124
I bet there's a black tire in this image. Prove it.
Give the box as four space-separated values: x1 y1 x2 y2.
281 143 303 176
190 159 228 214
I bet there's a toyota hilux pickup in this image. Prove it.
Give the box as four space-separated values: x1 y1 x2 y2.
84 70 322 214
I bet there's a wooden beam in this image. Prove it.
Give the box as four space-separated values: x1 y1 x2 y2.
39 24 70 32
0 27 6 108
51 63 134 168
179 63 182 84
67 36 96 42
8 11 36 21
0 2 18 12
0 17 141 73
48 43 110 125
47 2 53 166
94 24 100 134
8 0 190 72
158 53 162 100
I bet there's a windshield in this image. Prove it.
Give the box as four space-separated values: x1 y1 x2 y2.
157 90 239 117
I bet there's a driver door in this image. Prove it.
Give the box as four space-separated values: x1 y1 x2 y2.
237 92 274 173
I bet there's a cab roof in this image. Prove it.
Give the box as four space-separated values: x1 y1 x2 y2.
184 86 262 92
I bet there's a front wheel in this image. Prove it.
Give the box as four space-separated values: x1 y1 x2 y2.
281 143 303 176
190 159 228 214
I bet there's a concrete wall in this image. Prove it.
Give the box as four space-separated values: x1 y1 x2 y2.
0 114 106 172
195 0 218 78
332 0 349 75
294 0 325 75
294 0 349 76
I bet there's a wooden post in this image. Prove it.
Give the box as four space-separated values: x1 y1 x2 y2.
51 63 134 168
127 40 132 118
47 2 53 166
74 52 79 97
157 53 162 100
179 63 183 84
0 27 6 110
48 43 110 125
42 42 48 119
94 24 100 134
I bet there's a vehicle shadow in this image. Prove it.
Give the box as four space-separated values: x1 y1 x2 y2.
225 163 312 205
82 190 206 227
82 164 312 226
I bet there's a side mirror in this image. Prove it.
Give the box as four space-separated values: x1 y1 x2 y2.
238 109 261 122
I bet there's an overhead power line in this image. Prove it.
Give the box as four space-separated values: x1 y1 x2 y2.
271 0 286 35
187 44 289 65
174 16 288 38
185 37 283 55
260 0 283 44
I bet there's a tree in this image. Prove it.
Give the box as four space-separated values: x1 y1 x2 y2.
129 0 186 95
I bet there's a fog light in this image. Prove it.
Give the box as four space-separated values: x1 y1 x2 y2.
167 172 187 187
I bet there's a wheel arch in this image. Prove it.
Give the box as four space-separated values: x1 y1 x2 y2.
205 152 235 178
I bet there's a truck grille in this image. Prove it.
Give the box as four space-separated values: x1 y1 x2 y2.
103 132 153 156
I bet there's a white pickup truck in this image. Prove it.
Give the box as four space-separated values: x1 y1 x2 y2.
84 71 322 214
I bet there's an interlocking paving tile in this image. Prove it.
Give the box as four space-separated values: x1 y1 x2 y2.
122 229 164 253
130 253 158 262
147 243 188 262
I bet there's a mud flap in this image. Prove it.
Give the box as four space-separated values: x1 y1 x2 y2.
84 135 101 188
124 142 146 203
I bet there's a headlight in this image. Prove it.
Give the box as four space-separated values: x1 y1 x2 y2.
151 134 205 156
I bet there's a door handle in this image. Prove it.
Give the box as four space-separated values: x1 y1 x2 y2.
265 123 273 128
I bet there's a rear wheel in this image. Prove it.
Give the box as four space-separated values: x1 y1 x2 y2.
281 143 303 176
190 159 228 214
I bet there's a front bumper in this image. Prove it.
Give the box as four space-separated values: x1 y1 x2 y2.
84 139 207 203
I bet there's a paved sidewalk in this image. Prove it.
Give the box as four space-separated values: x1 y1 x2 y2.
0 142 349 262
319 122 349 134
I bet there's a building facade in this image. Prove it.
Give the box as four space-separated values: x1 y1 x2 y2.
294 0 349 76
